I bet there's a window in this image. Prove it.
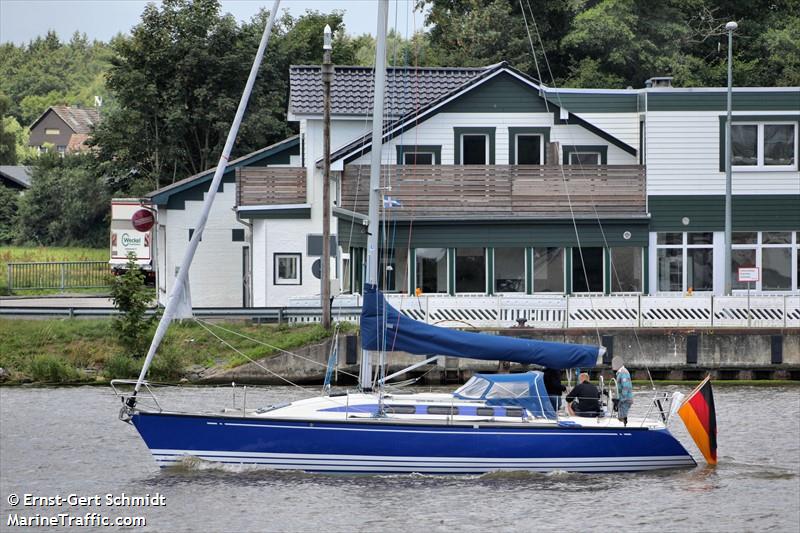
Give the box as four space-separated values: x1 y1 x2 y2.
455 247 485 293
515 134 542 164
731 122 797 169
44 128 60 135
494 248 525 293
56 145 67 155
342 254 351 293
378 247 408 293
455 128 495 164
572 247 604 293
656 232 714 292
610 247 643 293
415 248 447 293
231 229 245 242
731 231 798 291
403 152 434 165
461 134 488 165
427 406 459 415
569 152 601 165
385 405 416 414
533 247 564 293
396 145 441 165
274 253 301 285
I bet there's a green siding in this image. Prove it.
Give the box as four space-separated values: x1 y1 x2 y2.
545 92 638 113
339 218 649 248
439 72 549 113
508 127 551 164
165 171 236 209
717 114 800 171
454 127 496 164
649 195 800 231
238 207 311 219
648 91 800 112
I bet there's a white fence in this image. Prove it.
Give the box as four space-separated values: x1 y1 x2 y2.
289 294 800 329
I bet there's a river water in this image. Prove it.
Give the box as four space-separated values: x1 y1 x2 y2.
1 385 798 532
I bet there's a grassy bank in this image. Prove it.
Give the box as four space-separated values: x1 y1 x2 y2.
1 246 108 295
0 318 339 385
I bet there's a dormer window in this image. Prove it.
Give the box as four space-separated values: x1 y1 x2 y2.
45 128 60 135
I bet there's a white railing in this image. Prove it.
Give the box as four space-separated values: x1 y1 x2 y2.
287 293 800 328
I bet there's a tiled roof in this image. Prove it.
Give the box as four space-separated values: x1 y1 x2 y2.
289 65 491 116
49 105 101 134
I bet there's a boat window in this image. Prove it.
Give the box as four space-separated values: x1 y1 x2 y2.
476 407 495 416
427 406 459 415
485 381 529 399
504 408 524 418
454 376 490 399
385 405 416 414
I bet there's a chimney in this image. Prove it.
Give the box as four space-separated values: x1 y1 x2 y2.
645 77 673 89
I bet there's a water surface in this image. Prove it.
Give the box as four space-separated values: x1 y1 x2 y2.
1 385 798 532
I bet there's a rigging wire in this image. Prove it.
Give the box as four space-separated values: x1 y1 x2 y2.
521 0 655 389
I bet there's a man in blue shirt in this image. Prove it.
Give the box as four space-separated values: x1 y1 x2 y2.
612 356 633 426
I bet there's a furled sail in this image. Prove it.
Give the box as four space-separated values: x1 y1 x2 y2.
360 284 602 368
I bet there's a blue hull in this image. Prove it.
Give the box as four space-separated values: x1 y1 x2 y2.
131 412 696 473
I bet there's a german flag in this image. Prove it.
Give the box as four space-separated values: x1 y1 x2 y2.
678 376 718 465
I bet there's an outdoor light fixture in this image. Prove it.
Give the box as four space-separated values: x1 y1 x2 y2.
323 24 332 50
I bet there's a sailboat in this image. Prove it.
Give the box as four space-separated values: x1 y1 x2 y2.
114 0 712 474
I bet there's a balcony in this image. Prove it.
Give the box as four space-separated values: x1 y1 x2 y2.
340 164 646 219
236 167 307 207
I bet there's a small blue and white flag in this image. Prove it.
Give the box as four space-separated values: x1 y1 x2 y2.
383 196 403 208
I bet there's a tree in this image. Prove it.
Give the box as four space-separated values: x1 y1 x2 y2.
0 185 20 244
15 153 110 247
0 95 17 165
92 1 359 192
111 253 158 358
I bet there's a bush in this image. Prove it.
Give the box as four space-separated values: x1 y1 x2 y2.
149 347 185 382
110 254 158 358
104 354 140 379
28 354 80 383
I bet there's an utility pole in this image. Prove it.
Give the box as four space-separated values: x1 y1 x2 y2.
723 21 738 296
321 24 333 329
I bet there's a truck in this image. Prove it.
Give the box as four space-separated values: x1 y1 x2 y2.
110 198 156 285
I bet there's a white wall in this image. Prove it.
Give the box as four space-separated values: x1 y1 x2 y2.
344 112 638 165
155 182 249 308
646 110 800 195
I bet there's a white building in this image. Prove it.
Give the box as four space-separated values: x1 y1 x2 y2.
150 62 799 308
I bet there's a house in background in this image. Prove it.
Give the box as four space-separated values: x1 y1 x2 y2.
150 61 798 310
28 105 101 155
0 165 31 190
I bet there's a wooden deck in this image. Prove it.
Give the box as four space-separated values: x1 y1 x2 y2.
340 164 646 218
236 167 307 206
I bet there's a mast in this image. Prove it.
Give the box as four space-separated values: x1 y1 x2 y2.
360 0 390 391
129 0 282 404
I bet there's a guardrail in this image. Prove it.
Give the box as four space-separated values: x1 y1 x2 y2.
6 261 111 292
2 295 798 328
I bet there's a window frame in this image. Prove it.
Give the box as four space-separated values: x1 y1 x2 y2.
721 117 799 172
568 152 601 165
396 145 441 165
731 231 798 293
274 253 302 286
454 127 496 165
514 134 544 165
403 151 435 165
532 247 565 294
655 232 715 293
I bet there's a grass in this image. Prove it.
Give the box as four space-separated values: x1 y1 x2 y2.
0 318 346 385
0 246 109 295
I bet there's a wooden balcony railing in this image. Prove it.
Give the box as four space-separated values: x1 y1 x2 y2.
340 164 646 218
236 167 307 207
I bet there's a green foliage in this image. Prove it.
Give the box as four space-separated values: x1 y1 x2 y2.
0 30 113 125
421 0 800 88
27 354 81 383
103 354 140 379
0 94 16 165
110 254 158 358
14 153 109 247
0 186 20 245
149 346 186 381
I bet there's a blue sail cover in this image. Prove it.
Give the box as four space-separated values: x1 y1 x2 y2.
360 284 599 368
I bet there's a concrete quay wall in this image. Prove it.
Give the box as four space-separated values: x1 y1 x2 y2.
201 328 800 385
